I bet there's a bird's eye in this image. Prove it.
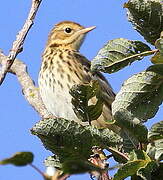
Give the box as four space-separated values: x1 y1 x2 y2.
64 27 72 33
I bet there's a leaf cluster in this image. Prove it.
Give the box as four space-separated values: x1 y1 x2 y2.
1 0 163 179
31 0 163 178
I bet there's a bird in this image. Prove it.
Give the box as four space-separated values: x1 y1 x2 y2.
38 21 116 129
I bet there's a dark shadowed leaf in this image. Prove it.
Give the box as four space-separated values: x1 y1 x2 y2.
129 150 151 161
137 160 158 180
62 158 103 174
151 163 163 180
0 152 34 166
31 118 122 162
107 147 129 163
148 121 163 141
112 64 163 123
91 38 151 73
70 81 103 122
124 0 163 45
121 129 140 153
114 110 148 145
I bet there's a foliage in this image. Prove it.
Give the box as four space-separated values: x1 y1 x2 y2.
70 81 103 122
124 0 163 45
1 0 163 179
31 118 122 162
0 152 33 166
91 39 151 73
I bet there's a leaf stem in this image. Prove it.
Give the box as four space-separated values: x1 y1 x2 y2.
29 163 46 178
110 49 158 67
127 49 158 60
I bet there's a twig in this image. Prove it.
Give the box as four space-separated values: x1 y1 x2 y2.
30 163 46 178
0 51 52 119
0 0 42 85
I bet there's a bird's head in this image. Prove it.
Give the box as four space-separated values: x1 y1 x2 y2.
47 21 96 51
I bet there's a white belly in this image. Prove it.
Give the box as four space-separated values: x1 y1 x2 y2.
38 71 79 123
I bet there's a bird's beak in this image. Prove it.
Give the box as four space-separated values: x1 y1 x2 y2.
78 26 96 34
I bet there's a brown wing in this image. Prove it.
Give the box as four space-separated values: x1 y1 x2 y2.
74 52 117 130
74 51 115 105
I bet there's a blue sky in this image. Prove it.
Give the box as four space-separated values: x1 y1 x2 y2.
0 0 161 179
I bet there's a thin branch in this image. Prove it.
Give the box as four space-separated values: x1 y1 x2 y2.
0 51 52 119
0 0 42 85
30 163 46 178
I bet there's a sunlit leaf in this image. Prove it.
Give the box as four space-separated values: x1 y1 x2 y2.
146 140 163 161
114 150 157 180
113 160 149 180
124 0 163 45
155 139 163 161
91 38 151 73
147 121 163 161
112 64 163 123
31 118 122 162
148 121 163 141
44 155 62 169
0 152 33 166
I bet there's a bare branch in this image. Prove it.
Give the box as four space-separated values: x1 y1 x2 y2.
0 0 42 85
0 51 52 119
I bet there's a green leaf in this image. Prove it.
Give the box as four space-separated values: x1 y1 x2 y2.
124 0 163 45
114 110 148 145
108 147 129 163
151 163 163 180
113 160 149 180
112 64 163 123
151 51 163 64
115 150 157 180
137 160 158 180
70 81 103 122
146 143 156 160
91 38 151 73
31 118 122 162
155 32 163 54
129 150 151 161
128 150 158 179
146 140 163 161
44 155 62 169
62 158 103 174
151 32 163 64
0 152 34 166
121 128 140 153
155 139 163 161
148 121 163 141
